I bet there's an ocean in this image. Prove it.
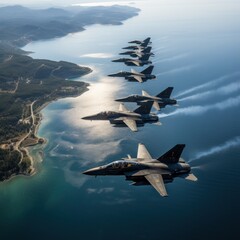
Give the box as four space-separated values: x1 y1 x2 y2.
1 1 240 239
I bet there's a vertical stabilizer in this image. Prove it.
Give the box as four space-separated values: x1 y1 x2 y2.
156 87 174 99
157 144 185 163
134 101 153 114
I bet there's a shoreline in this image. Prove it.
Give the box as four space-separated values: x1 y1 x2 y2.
1 81 90 183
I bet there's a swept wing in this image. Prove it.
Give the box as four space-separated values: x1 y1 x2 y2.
145 174 168 197
137 143 152 159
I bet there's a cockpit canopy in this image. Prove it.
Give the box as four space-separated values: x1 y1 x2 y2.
105 160 138 169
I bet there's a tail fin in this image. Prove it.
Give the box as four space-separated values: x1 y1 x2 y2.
141 65 154 75
139 54 151 61
142 46 152 54
141 37 151 47
134 101 153 114
156 87 174 98
158 144 185 164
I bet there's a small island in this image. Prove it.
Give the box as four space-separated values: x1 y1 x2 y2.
0 4 140 181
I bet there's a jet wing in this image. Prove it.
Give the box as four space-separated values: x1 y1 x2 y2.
145 174 168 197
119 103 129 112
127 60 140 67
122 118 138 132
132 75 143 83
137 143 152 159
131 68 144 76
153 101 160 111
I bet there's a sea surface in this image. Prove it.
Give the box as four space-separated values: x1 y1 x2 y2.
1 1 240 239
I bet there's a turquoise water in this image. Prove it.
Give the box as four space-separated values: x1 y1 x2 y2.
1 1 240 239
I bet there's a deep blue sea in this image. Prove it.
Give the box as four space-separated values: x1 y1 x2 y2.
1 1 240 239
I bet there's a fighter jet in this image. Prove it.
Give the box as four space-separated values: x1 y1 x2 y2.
83 143 197 197
123 37 151 50
119 46 154 58
128 37 152 45
115 87 177 111
108 65 156 83
81 101 159 132
112 54 152 67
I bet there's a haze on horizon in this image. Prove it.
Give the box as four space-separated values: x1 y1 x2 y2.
0 0 139 7
1 0 238 8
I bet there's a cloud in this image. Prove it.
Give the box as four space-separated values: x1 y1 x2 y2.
189 136 240 162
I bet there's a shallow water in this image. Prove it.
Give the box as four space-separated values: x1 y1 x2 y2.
1 1 240 239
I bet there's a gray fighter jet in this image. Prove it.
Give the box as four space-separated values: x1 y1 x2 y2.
119 46 154 58
123 37 151 50
128 37 151 45
115 87 177 110
112 54 152 67
82 102 159 132
108 65 156 83
83 143 197 197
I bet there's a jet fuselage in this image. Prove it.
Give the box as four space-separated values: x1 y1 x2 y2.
83 159 191 180
82 111 141 120
115 95 177 105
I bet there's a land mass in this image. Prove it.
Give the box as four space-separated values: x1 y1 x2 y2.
0 4 140 181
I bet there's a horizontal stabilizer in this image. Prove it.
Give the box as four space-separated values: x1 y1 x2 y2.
158 144 185 164
180 173 198 181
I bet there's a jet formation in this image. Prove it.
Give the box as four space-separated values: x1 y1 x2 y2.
111 38 154 67
83 37 178 131
83 143 197 197
82 38 197 196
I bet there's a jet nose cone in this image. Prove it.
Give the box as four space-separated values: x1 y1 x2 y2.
115 98 126 102
82 167 101 175
81 116 91 120
108 74 115 77
81 114 97 120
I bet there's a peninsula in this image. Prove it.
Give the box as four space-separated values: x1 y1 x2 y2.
0 4 140 181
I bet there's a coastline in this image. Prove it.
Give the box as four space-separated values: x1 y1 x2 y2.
1 81 90 183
